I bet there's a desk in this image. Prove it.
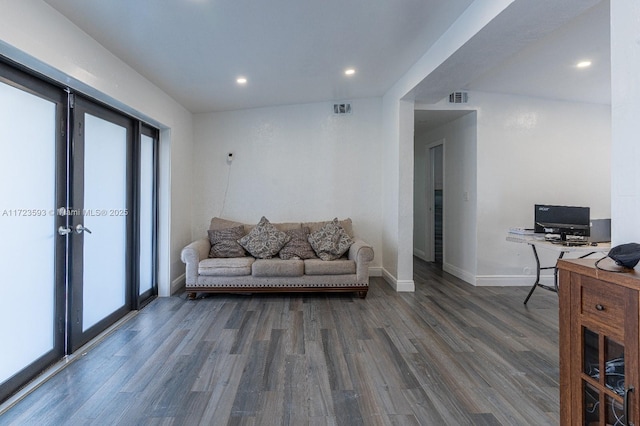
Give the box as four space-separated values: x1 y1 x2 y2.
507 234 610 304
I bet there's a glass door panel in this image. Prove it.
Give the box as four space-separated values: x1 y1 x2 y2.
581 326 629 425
605 337 625 396
82 113 128 331
139 133 154 296
584 382 600 424
605 394 625 426
68 97 133 351
0 73 65 402
584 327 599 380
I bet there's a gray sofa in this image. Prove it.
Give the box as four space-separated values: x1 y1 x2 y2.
181 217 374 299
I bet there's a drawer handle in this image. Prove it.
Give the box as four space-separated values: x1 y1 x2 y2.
595 304 605 311
624 386 634 426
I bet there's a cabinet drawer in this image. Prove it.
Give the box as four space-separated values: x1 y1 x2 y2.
580 277 625 330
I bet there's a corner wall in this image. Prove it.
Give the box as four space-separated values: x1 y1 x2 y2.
416 92 610 287
610 1 640 245
381 0 513 289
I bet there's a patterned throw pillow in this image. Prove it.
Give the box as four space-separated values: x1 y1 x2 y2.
279 227 317 260
238 216 291 259
208 225 246 258
307 218 354 261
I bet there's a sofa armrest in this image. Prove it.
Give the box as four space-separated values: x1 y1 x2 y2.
348 239 374 282
181 238 210 285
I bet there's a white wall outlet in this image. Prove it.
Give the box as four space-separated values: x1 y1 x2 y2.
227 152 233 163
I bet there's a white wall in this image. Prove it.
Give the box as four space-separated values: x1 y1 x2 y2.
415 92 610 286
0 0 194 296
381 96 401 285
610 1 640 245
476 92 610 284
192 99 383 271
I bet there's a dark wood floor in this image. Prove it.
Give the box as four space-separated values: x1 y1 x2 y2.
0 258 560 425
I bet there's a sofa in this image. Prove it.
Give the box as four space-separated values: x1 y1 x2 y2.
181 216 374 299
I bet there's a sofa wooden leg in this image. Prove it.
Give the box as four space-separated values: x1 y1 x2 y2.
187 292 197 300
357 290 367 299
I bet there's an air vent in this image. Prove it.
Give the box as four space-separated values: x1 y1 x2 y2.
448 91 469 104
333 103 352 114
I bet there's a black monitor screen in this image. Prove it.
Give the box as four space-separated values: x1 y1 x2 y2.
534 204 590 235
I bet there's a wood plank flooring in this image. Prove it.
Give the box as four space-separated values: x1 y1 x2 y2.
0 258 560 425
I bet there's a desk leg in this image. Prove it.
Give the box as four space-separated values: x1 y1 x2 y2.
524 244 542 305
524 244 560 304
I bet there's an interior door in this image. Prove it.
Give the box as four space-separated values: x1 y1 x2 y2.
67 96 134 352
0 64 67 402
426 141 444 263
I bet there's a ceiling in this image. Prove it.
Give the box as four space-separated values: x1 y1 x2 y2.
42 0 610 115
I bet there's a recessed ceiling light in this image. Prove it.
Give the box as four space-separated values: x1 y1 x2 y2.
576 60 592 68
344 68 356 76
236 77 247 84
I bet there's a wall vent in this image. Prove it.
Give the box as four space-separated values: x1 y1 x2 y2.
333 103 352 114
448 91 469 104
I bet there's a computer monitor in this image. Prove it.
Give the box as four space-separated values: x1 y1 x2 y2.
534 204 590 240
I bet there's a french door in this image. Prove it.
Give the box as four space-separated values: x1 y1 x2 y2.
0 61 158 402
0 62 67 403
66 96 134 351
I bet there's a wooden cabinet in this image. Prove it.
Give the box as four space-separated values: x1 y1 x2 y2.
559 259 640 426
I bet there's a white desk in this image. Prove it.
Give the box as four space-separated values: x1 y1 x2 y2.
507 234 610 304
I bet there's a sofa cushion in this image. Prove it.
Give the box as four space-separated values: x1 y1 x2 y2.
304 259 356 275
199 257 254 276
304 218 353 238
252 259 304 277
279 227 317 260
208 225 246 258
307 218 354 261
238 216 291 259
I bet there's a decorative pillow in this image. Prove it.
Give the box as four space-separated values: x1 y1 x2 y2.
238 216 291 259
279 227 317 260
208 225 246 258
304 218 354 238
307 218 354 261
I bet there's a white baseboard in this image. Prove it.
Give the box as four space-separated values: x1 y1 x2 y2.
381 268 415 292
474 274 555 287
171 273 185 295
396 280 415 292
368 266 382 277
440 263 555 287
443 262 476 286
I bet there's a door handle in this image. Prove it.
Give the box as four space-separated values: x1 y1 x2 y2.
75 224 92 234
624 386 634 426
58 226 72 236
